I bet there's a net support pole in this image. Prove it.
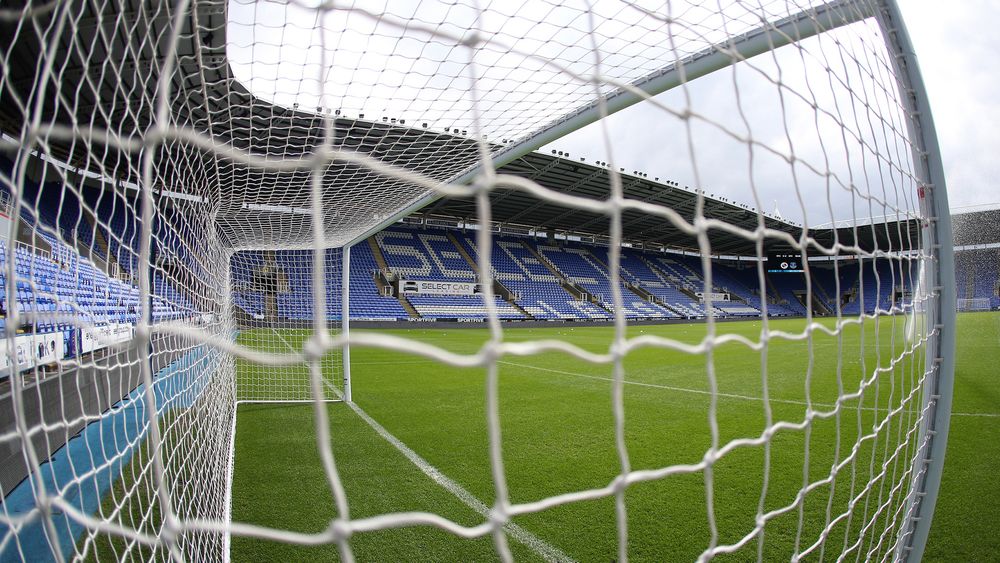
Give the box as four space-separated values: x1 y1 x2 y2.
346 0 872 248
342 244 352 402
876 2 957 560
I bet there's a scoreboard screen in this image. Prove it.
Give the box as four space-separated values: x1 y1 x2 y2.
767 252 804 273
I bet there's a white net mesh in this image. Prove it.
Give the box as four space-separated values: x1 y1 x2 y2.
956 298 990 312
0 0 950 561
230 248 342 402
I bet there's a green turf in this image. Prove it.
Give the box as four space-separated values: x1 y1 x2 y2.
230 312 999 562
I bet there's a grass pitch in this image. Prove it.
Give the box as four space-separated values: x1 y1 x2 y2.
230 313 999 562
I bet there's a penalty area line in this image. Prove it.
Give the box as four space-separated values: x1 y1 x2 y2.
342 398 576 562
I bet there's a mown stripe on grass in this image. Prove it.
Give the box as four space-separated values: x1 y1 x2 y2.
343 398 575 562
499 360 998 419
500 359 832 409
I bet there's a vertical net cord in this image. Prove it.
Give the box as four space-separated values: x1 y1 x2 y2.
837 28 873 556
4 161 44 560
4 4 79 560
864 79 909 556
753 232 775 563
791 63 824 563
604 155 630 554
223 245 236 563
860 29 917 547
732 34 776 558
476 192 514 562
814 25 852 558
134 1 197 559
5 146 63 563
658 3 722 558
576 7 633 561
844 25 887 554
769 27 819 559
307 6 353 560
462 14 516 554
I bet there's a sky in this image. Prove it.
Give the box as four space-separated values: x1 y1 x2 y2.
229 0 1000 225
543 1 1000 224
898 0 1000 213
545 1 1000 222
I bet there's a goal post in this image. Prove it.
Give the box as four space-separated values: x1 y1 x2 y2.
956 298 991 311
875 2 956 560
342 244 352 403
228 248 344 403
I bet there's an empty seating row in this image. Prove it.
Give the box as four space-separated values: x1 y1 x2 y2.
229 225 926 323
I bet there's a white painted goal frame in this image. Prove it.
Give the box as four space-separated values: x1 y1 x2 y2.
956 298 991 312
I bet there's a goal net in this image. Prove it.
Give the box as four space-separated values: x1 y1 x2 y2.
0 0 954 561
229 249 343 402
956 298 991 312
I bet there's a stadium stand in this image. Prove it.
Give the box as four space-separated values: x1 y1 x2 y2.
767 273 812 317
613 248 700 316
375 229 479 279
951 208 1000 311
455 233 611 320
349 244 410 320
839 258 915 315
223 225 948 323
704 260 768 316
229 246 415 322
608 250 765 318
3 154 987 368
955 247 1000 309
4 187 947 341
0 167 203 374
532 242 672 319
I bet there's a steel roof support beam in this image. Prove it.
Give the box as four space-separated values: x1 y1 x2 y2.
346 0 873 249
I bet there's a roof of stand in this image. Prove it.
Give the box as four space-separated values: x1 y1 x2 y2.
952 207 1000 247
0 0 920 256
441 150 922 257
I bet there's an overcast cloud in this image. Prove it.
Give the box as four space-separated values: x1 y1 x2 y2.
901 0 1000 212
546 1 1000 221
230 1 999 224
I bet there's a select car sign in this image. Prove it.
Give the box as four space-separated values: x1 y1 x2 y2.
400 280 483 295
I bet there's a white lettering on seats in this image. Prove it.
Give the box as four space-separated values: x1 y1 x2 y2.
376 231 431 277
500 241 557 282
418 233 474 278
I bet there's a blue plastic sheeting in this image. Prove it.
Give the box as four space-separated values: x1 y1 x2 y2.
0 344 217 562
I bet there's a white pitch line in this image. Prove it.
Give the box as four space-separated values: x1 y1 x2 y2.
950 411 1000 418
498 360 1000 419
499 359 836 410
348 357 1000 418
342 398 576 562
